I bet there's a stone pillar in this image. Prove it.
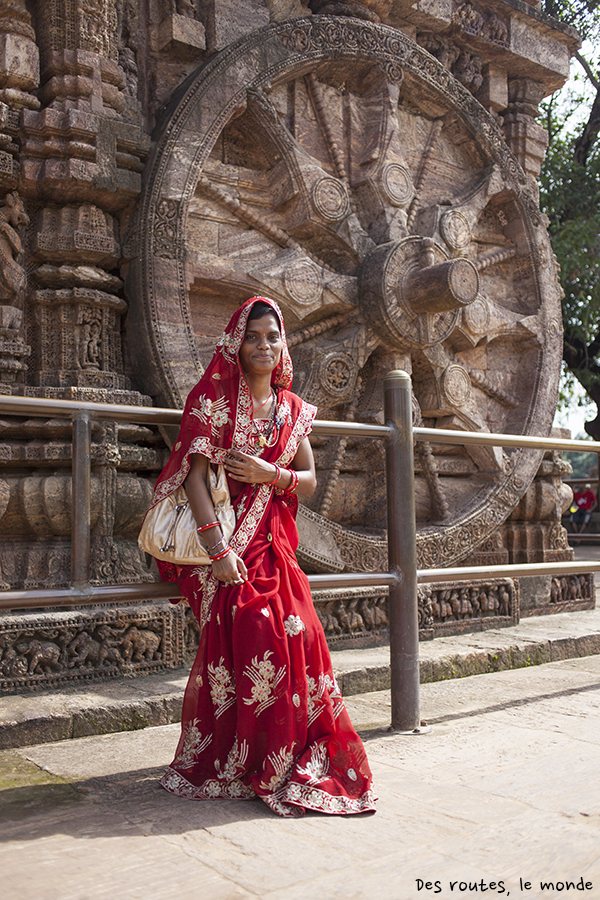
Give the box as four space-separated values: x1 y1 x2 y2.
0 0 155 593
502 78 549 182
21 0 148 401
0 2 39 390
28 204 128 391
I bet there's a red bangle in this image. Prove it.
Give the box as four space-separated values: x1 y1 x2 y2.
197 521 219 533
266 463 281 486
284 469 299 494
209 546 232 562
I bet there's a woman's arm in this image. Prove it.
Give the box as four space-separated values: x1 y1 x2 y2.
185 453 247 584
224 436 317 497
290 436 317 497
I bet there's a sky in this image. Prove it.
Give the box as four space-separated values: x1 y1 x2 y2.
553 379 595 439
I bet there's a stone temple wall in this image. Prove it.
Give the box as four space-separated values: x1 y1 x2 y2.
0 0 590 691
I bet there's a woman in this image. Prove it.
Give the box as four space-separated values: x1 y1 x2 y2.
150 296 376 817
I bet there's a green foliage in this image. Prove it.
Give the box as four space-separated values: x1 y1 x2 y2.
540 100 600 355
556 363 596 415
564 448 597 478
543 0 600 39
537 10 600 431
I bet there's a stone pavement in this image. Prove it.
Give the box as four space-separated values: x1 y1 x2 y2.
1 654 599 900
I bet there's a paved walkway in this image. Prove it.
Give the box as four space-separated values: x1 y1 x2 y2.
2 655 599 900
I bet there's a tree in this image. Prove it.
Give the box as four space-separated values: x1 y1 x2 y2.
539 2 600 437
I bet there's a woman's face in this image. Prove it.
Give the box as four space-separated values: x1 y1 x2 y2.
239 312 283 377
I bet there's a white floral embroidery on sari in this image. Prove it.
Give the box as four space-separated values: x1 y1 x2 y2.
216 329 239 363
275 399 317 467
161 768 255 801
189 565 219 633
217 736 249 782
207 657 236 718
258 743 297 793
284 614 305 636
306 672 325 726
281 783 377 815
243 650 286 715
190 394 231 434
323 673 346 720
305 671 345 725
173 718 212 768
296 743 330 785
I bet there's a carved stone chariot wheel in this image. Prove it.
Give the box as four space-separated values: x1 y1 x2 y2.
130 17 563 572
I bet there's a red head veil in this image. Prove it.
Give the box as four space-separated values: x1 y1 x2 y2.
152 297 294 506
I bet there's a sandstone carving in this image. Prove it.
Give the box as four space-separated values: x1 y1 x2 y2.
0 603 184 691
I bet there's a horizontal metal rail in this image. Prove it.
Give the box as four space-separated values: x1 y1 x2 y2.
1 394 598 452
413 425 599 454
3 560 598 611
0 394 391 438
417 560 600 584
0 394 182 426
0 582 182 610
0 572 402 611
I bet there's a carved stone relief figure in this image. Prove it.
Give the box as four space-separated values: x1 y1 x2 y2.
80 313 102 369
0 603 182 690
0 191 30 383
0 0 40 123
28 204 129 388
0 190 29 300
116 0 140 104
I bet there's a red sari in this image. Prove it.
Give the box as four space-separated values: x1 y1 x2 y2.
150 297 376 818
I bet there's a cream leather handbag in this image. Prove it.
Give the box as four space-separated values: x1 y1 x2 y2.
138 464 235 565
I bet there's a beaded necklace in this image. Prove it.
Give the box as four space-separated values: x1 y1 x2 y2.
251 389 278 455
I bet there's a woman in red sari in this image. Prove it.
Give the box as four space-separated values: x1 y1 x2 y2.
152 296 376 817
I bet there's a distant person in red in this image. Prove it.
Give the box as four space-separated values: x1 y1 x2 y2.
571 484 597 533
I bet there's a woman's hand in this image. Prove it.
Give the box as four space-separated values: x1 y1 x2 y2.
211 550 248 585
224 450 277 485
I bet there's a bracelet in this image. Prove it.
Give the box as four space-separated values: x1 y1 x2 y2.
197 521 219 533
206 536 227 553
283 469 299 494
209 545 232 562
265 463 281 486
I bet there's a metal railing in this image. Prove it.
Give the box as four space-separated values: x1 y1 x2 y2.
1 375 600 733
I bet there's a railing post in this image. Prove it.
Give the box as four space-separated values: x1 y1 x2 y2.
384 370 423 733
71 411 92 591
